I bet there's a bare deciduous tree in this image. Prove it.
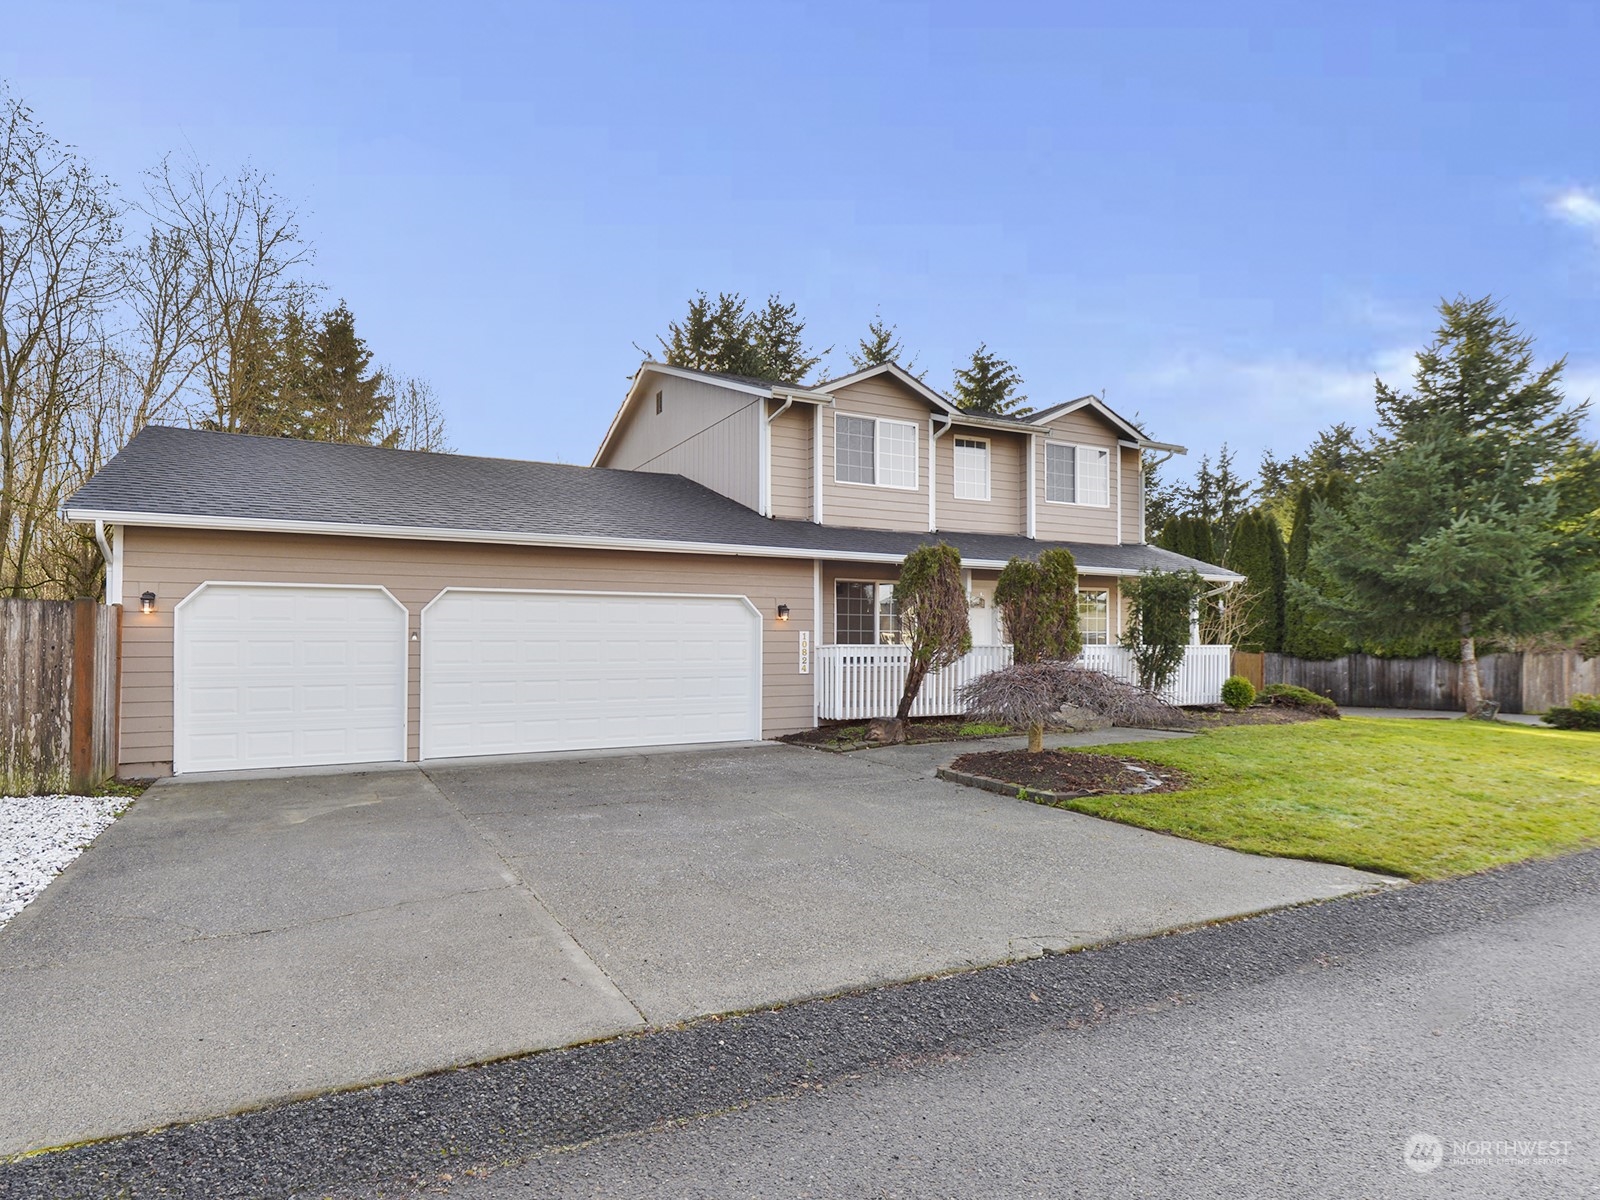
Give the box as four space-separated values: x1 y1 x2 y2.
377 368 453 452
0 93 124 596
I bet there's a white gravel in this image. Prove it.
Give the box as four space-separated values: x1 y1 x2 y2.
1 793 133 929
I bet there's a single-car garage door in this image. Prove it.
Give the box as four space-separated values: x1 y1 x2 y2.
421 589 760 759
174 583 408 774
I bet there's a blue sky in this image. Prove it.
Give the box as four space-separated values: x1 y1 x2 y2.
5 1 1598 486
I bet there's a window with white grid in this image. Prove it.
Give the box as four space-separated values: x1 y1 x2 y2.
876 419 919 489
953 437 990 500
835 581 903 645
1044 442 1110 506
835 415 876 484
1079 589 1110 645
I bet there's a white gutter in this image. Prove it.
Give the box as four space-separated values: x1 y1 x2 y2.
63 506 1242 582
927 413 953 532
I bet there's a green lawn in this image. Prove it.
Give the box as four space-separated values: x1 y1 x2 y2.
1061 718 1600 880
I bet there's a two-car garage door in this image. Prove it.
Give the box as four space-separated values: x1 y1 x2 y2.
173 584 762 773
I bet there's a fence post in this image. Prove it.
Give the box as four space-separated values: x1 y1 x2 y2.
69 599 98 793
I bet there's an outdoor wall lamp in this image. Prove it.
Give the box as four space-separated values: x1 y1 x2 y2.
140 591 157 614
776 604 790 622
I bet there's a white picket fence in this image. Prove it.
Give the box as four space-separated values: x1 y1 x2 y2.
814 642 1232 720
1078 643 1233 707
815 644 1014 721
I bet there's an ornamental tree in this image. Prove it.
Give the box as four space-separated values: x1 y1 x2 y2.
890 542 972 722
990 549 1083 749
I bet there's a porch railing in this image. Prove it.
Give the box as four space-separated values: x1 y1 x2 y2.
814 642 1232 720
1078 643 1233 707
815 644 1014 721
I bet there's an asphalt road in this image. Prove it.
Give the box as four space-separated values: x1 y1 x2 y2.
451 864 1600 1199
5 850 1597 1199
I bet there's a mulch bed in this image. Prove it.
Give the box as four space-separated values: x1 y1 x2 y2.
948 749 1189 797
782 718 1021 751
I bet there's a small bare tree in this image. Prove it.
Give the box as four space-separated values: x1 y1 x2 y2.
377 368 453 451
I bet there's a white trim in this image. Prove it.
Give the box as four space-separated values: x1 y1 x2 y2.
951 434 991 503
593 361 777 468
1115 444 1123 540
812 402 824 524
815 362 963 415
832 412 920 491
418 586 762 760
65 507 1240 580
172 581 410 775
1025 435 1037 539
812 559 823 717
1029 394 1151 444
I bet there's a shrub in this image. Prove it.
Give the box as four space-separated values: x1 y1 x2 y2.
1543 693 1600 731
1260 683 1340 717
961 661 1181 750
1121 568 1209 694
1220 675 1256 710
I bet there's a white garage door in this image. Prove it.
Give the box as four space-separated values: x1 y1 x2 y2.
174 583 408 774
421 589 760 759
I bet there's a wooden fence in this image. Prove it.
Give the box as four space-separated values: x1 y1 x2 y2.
1253 650 1599 714
1 600 120 795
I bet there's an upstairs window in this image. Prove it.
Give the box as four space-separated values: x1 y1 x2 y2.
953 437 990 501
1078 588 1110 645
1045 442 1110 506
835 414 919 489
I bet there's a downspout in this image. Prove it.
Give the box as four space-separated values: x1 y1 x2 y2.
760 394 795 518
928 414 953 532
94 520 117 606
1139 445 1178 547
812 401 824 524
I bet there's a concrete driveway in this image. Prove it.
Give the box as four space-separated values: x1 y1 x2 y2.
0 735 1389 1157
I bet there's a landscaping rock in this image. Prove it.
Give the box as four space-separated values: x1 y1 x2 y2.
1048 704 1112 733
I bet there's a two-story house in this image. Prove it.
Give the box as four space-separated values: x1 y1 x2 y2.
65 361 1235 778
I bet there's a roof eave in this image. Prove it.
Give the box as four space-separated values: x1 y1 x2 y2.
64 506 1238 581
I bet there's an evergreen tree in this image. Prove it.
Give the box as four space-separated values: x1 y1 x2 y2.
1156 515 1216 566
1305 297 1600 710
849 312 918 374
1258 423 1367 532
749 294 825 382
1222 510 1287 651
1281 481 1348 659
652 290 822 382
303 300 393 445
951 344 1030 416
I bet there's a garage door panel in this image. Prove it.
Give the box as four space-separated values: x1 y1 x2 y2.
422 590 759 759
176 584 406 773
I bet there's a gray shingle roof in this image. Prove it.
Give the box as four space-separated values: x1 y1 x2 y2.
65 426 1237 577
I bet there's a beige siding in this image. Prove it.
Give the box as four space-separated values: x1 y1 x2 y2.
935 427 1028 535
820 379 930 532
1119 446 1142 543
598 375 761 510
1031 408 1123 545
118 528 817 775
768 401 813 521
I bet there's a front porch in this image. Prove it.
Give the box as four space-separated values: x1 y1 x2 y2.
814 643 1233 721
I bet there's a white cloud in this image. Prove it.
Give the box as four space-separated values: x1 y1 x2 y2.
1547 187 1600 235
